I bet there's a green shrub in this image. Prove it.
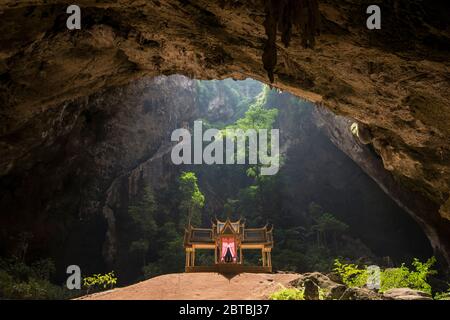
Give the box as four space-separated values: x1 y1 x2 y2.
83 271 118 294
333 259 367 288
0 257 75 300
0 272 73 300
333 257 437 295
379 266 410 292
7 278 69 300
434 289 450 300
0 270 14 297
269 287 304 300
142 263 161 279
380 257 436 294
318 288 330 300
30 258 56 280
0 258 34 281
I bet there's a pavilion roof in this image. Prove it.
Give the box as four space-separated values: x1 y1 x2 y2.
184 218 273 247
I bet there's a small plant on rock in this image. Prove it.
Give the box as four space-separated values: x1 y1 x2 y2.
333 259 367 288
83 271 118 294
269 287 304 300
434 288 450 300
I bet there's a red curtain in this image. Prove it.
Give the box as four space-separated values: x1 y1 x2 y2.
220 237 237 262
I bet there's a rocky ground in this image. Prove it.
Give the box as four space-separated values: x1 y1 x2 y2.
77 272 299 300
77 272 435 300
292 272 434 300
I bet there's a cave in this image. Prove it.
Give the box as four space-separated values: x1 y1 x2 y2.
0 0 449 301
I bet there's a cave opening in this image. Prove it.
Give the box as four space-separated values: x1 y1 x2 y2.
105 75 433 283
5 74 450 314
0 74 437 290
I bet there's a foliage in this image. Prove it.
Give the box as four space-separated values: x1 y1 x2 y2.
380 257 437 294
0 257 74 299
434 289 450 300
178 171 205 228
129 239 150 259
268 203 371 273
311 213 349 248
142 263 161 280
122 172 203 280
273 249 304 273
30 258 56 281
333 257 437 295
0 271 69 300
410 257 438 287
128 186 157 237
221 88 279 180
269 287 304 300
333 259 368 288
318 287 329 300
0 257 56 282
127 186 158 267
269 286 329 300
196 79 264 124
230 102 278 132
83 271 118 294
313 213 348 234
142 222 185 279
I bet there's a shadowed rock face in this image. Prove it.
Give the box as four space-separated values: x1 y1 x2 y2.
0 76 198 277
0 1 449 264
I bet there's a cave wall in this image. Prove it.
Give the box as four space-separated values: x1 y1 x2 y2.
0 75 198 278
312 105 450 266
0 1 449 264
278 99 433 263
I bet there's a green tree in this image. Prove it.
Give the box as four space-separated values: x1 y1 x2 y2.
224 87 279 178
128 186 158 266
222 90 279 220
129 186 157 235
178 172 205 228
311 213 349 248
142 222 185 279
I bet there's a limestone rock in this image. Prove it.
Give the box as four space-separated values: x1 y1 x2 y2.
339 287 385 300
303 279 320 300
291 272 347 300
383 288 433 300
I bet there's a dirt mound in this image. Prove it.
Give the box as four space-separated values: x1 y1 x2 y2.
78 272 300 300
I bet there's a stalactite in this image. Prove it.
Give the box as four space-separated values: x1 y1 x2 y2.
262 0 320 83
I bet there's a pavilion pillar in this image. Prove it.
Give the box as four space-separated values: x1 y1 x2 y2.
191 249 195 267
185 250 190 270
240 246 243 264
214 246 217 264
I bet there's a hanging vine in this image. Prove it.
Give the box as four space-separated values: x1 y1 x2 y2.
262 0 320 83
